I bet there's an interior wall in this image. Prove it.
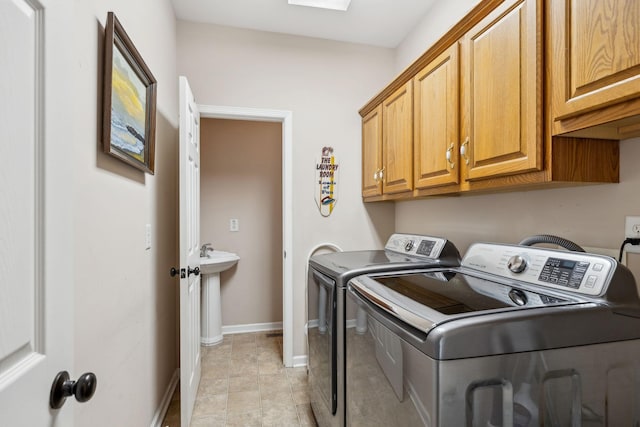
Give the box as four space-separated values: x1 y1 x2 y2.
395 0 481 72
176 22 397 359
200 118 283 326
72 1 178 425
395 138 640 257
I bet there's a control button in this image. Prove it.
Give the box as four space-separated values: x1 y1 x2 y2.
593 263 603 272
507 255 527 273
508 289 528 306
404 240 414 252
585 275 597 288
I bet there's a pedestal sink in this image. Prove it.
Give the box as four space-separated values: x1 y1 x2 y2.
200 250 239 346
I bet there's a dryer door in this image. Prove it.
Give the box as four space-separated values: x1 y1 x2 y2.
307 268 338 420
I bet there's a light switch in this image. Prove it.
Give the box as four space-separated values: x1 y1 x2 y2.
145 224 152 249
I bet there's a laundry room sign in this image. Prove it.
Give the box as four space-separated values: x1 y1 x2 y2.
315 146 339 217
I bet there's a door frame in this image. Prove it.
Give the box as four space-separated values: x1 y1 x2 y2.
198 104 294 367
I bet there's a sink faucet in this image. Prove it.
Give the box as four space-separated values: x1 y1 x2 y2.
200 243 214 257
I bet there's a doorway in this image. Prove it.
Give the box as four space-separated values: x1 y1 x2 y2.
198 105 294 367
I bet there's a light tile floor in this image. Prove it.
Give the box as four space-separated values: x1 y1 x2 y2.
162 331 317 427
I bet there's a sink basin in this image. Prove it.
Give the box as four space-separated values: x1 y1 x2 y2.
199 250 240 346
200 250 239 275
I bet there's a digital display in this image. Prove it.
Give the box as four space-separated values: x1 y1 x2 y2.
417 240 436 256
560 260 576 269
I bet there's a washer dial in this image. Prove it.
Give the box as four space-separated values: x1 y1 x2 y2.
507 255 527 273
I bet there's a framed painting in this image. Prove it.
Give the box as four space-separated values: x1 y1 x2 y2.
103 12 157 174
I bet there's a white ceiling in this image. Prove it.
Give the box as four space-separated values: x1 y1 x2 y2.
170 0 437 48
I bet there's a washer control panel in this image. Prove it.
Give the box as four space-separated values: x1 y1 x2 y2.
463 243 616 297
538 258 590 289
385 234 446 259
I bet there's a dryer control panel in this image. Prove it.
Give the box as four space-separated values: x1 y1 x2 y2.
385 234 447 259
463 243 616 297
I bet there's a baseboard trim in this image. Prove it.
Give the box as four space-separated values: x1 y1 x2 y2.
222 321 283 335
150 368 179 427
201 335 224 346
292 354 307 368
222 322 308 367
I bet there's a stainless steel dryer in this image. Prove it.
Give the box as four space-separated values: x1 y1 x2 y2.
307 234 460 427
345 242 640 426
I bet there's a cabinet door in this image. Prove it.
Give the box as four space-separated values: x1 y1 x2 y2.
461 0 542 181
550 0 640 122
362 105 383 197
414 44 460 189
382 81 413 194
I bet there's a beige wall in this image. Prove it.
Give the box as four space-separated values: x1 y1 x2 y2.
394 1 640 281
395 0 481 72
177 22 397 359
395 138 640 256
200 119 283 326
72 0 178 425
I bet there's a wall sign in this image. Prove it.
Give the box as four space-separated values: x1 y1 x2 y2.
315 146 339 217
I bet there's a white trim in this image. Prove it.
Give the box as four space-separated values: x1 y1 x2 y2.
292 354 308 368
200 335 224 346
221 321 284 335
282 111 294 367
150 369 179 427
198 104 294 367
199 105 289 123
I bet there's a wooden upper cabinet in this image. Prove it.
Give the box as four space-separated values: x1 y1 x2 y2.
362 105 383 198
549 0 640 136
382 81 413 194
461 0 542 181
414 44 460 190
359 0 620 201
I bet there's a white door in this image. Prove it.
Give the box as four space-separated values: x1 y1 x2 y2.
0 0 76 425
178 76 202 427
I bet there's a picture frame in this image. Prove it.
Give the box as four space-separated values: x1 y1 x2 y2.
103 12 157 174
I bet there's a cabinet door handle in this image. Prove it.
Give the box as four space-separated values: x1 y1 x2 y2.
460 137 470 165
446 143 455 169
379 167 385 181
373 170 379 182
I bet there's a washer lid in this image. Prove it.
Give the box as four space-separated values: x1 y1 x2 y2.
309 234 460 284
349 270 578 334
350 269 640 359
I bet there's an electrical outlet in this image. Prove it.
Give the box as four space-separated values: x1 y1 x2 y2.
230 218 239 232
624 216 640 257
625 216 640 238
